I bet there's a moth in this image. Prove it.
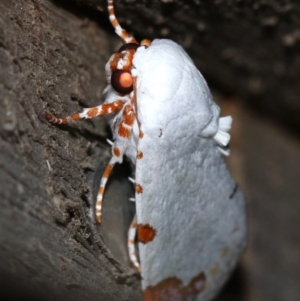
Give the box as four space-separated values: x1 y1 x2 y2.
46 0 247 300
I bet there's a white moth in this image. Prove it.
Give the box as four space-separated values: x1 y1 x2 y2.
46 1 247 300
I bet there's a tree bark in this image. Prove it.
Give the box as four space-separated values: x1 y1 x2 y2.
0 0 141 300
1 0 299 301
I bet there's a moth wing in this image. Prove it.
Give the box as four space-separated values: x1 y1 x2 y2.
135 129 246 301
133 40 246 301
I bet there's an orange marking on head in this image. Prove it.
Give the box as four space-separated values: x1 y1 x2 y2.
139 131 144 139
123 104 134 115
122 49 135 71
143 272 206 301
87 108 99 118
113 147 121 157
137 224 156 244
135 183 143 194
103 163 113 178
109 53 123 71
136 151 143 159
118 123 131 138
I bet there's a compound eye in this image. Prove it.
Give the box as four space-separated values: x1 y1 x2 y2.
111 70 133 95
118 43 139 53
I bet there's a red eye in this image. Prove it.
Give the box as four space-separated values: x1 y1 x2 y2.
118 43 139 53
111 70 133 95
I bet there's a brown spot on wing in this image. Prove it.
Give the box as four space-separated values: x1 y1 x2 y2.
143 272 206 301
135 183 143 194
113 147 121 157
136 151 143 159
137 224 156 244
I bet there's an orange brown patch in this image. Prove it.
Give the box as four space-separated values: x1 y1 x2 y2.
122 49 135 71
101 100 124 115
98 186 104 195
113 147 121 157
136 151 143 159
143 272 206 301
121 30 132 40
139 131 144 139
87 107 99 118
108 6 115 15
103 163 113 178
123 104 135 126
109 52 123 71
137 224 156 244
135 183 143 194
141 39 152 47
71 113 81 121
111 18 118 28
118 123 131 138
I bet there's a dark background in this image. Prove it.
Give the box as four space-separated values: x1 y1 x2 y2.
0 0 299 300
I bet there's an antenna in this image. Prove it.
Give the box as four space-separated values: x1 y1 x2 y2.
107 0 138 44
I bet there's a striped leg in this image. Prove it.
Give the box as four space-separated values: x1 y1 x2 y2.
95 157 116 223
45 99 124 124
128 214 140 272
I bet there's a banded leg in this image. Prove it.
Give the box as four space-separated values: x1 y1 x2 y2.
128 214 140 272
45 99 124 124
95 157 116 223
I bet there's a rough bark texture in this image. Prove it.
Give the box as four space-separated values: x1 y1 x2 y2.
0 0 140 300
0 0 299 301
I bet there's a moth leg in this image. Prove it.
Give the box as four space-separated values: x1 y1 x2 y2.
45 99 125 124
117 103 135 140
128 214 140 272
95 157 116 224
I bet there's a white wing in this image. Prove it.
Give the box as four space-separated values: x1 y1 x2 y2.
133 40 246 301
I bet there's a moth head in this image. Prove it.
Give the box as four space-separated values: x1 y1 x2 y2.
106 39 151 96
106 1 152 96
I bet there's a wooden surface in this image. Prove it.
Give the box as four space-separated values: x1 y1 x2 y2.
0 0 141 300
0 0 299 301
